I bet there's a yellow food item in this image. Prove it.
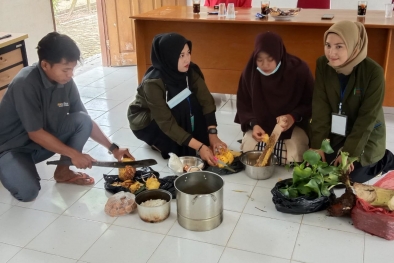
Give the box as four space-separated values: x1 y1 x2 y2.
146 176 160 190
224 151 234 164
218 155 228 163
220 149 235 163
256 135 276 167
119 157 136 181
214 148 236 168
262 134 270 144
260 147 273 167
255 147 274 167
216 162 224 169
111 179 135 189
215 154 229 168
129 181 143 194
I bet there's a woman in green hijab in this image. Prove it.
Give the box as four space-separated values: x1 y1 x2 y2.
311 20 394 183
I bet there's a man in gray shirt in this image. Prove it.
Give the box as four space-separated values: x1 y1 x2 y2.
0 32 133 202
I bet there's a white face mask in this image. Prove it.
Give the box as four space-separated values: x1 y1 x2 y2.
256 61 282 76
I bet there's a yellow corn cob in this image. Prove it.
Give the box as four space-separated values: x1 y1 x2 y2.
260 146 273 167
262 134 269 144
255 133 276 167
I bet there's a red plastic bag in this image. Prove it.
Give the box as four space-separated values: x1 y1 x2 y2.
351 171 394 240
374 171 394 189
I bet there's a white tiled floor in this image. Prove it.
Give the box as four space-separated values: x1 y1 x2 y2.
1 66 394 263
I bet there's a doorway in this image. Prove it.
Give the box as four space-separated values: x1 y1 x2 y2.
51 0 102 75
51 0 188 69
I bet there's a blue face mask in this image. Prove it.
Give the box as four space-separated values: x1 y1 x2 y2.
256 61 281 76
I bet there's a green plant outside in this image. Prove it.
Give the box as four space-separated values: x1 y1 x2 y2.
52 0 60 14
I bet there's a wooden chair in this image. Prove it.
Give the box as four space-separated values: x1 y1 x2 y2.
204 0 252 7
296 0 330 9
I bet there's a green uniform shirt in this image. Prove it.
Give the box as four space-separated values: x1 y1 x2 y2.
311 56 386 166
128 69 216 146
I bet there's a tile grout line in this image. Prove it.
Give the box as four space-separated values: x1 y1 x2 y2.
299 221 365 236
144 218 178 263
75 66 120 84
76 223 113 261
221 246 292 262
75 67 118 86
70 174 137 261
6 247 78 263
289 214 303 262
215 249 226 263
165 233 226 249
220 180 258 255
83 74 136 91
0 203 13 216
15 183 98 255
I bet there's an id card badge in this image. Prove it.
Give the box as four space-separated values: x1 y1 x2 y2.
190 115 195 132
331 113 347 136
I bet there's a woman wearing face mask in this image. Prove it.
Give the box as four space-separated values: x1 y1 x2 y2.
235 32 314 165
311 21 394 183
127 33 226 166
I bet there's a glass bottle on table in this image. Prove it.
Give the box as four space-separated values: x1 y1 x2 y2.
193 0 200 14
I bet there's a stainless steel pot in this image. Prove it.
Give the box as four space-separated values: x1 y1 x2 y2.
135 189 172 223
174 171 224 231
240 151 277 180
168 156 205 175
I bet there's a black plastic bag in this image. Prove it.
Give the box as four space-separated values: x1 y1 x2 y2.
158 175 178 199
103 167 178 198
134 167 160 183
103 174 131 194
103 167 160 194
204 157 244 175
271 179 336 214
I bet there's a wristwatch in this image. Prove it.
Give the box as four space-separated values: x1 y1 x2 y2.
208 128 218 134
108 143 119 154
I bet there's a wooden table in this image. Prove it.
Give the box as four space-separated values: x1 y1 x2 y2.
131 7 394 106
0 32 28 101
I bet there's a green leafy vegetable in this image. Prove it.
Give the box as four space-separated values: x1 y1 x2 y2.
321 139 334 154
279 140 358 199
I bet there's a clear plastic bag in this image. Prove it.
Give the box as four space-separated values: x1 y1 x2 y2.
168 152 183 173
104 191 137 217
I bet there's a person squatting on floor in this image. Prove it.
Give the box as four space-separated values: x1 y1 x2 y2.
0 32 133 202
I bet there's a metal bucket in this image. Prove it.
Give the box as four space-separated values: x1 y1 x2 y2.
174 171 224 231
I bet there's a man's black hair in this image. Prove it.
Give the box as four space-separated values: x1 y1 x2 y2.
37 32 80 64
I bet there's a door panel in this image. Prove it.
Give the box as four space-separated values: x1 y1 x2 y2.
98 0 187 66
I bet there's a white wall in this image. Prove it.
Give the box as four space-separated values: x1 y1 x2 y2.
0 0 55 64
188 0 390 10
